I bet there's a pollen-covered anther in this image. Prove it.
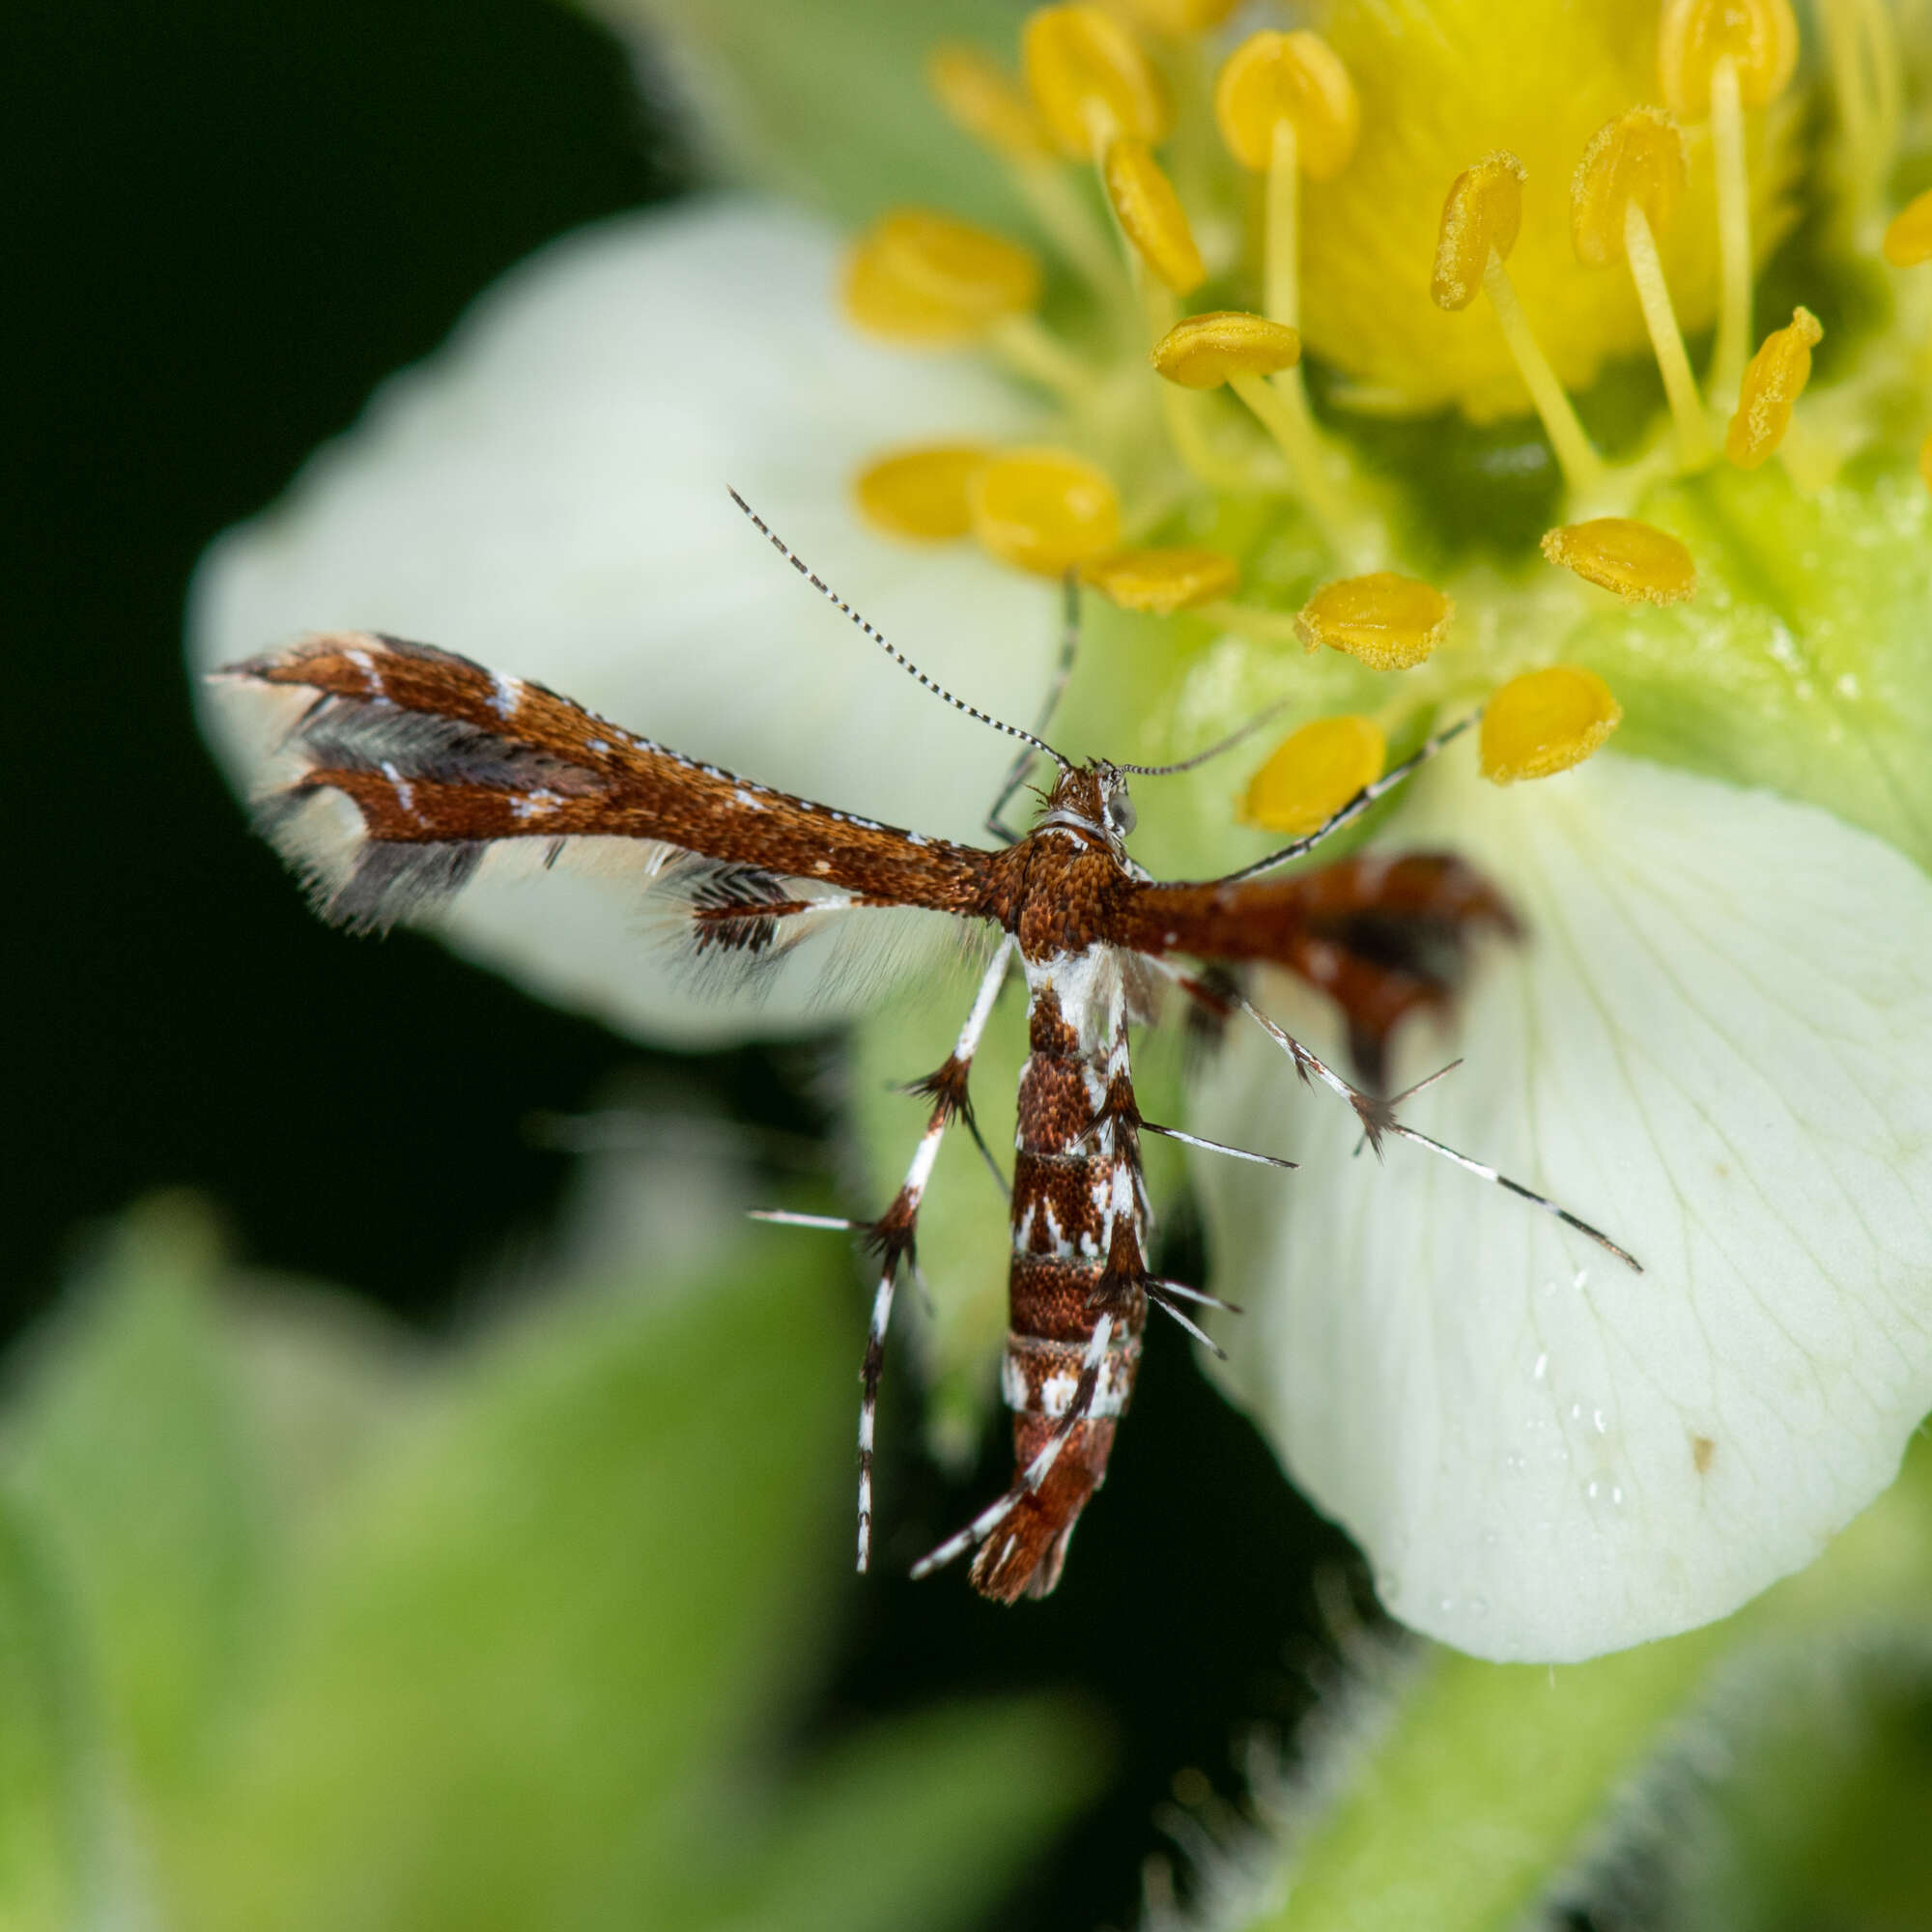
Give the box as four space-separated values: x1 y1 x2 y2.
1022 4 1171 158
1432 153 1525 311
1151 311 1301 388
1542 518 1697 606
1725 306 1823 469
1883 187 1932 268
1103 138 1207 294
843 210 1042 344
1239 714 1386 837
1083 546 1238 613
1658 0 1799 118
927 43 1054 161
968 447 1122 576
1295 573 1453 671
1213 30 1359 181
1480 667 1623 784
1571 107 1687 269
854 444 990 540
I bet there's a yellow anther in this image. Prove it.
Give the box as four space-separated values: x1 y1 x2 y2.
1083 546 1238 613
1117 0 1242 32
1432 153 1526 311
1103 138 1207 295
927 44 1054 162
843 211 1041 345
1151 311 1301 388
1022 5 1171 159
1541 518 1698 604
1658 0 1799 119
968 447 1122 576
1295 573 1454 671
1213 31 1360 181
1480 668 1623 784
853 444 990 541
1571 107 1688 268
1883 187 1932 268
1724 306 1823 469
1239 715 1387 837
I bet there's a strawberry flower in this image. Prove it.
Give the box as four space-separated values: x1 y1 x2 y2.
192 0 1932 1666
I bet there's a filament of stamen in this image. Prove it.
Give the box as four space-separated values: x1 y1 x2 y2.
1707 55 1752 405
1623 201 1713 465
986 313 1096 402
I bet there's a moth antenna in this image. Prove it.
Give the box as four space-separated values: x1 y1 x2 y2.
988 571 1082 842
728 488 1071 771
1207 710 1480 885
1112 694 1297 778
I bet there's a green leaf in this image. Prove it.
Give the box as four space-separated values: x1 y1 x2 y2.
0 1483 129 1932
174 1231 860 1932
3 1194 266 1799
578 0 1032 230
693 1697 1110 1932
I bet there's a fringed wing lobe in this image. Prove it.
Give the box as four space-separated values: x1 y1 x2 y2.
1118 853 1520 1087
213 633 999 946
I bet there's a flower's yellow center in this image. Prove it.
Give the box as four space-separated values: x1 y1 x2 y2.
833 0 1912 815
1240 714 1387 835
1296 573 1453 672
1480 668 1624 783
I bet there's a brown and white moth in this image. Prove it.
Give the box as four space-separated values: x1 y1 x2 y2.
213 496 1634 1604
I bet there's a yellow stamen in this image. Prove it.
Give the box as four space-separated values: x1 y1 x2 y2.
986 314 1096 401
1239 714 1387 836
1151 310 1301 388
926 43 1053 161
1215 32 1358 336
1116 0 1241 34
1920 427 1932 496
1657 1 1794 404
1542 517 1698 604
1103 138 1208 295
1658 0 1799 117
1724 306 1823 469
1084 546 1240 612
1213 31 1360 180
1022 5 1170 160
1573 110 1711 466
1295 573 1453 671
1883 187 1932 268
1820 0 1902 211
928 43 1126 303
1480 667 1623 783
1434 153 1605 497
1150 312 1346 530
853 444 989 540
968 447 1122 575
843 210 1041 345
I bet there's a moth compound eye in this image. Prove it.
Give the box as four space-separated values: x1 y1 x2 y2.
1106 786 1137 836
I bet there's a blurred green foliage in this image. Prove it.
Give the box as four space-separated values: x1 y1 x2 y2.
0 1197 1104 1931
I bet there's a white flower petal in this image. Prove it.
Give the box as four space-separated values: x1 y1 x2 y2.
1191 751 1932 1662
190 197 1051 1043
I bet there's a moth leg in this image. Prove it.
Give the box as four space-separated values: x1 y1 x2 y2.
986 573 1082 844
852 938 1014 1572
909 1314 1115 1581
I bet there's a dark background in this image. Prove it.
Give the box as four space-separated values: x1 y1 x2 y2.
11 3 1351 1924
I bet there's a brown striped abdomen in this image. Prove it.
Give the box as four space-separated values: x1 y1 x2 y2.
970 969 1148 1602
